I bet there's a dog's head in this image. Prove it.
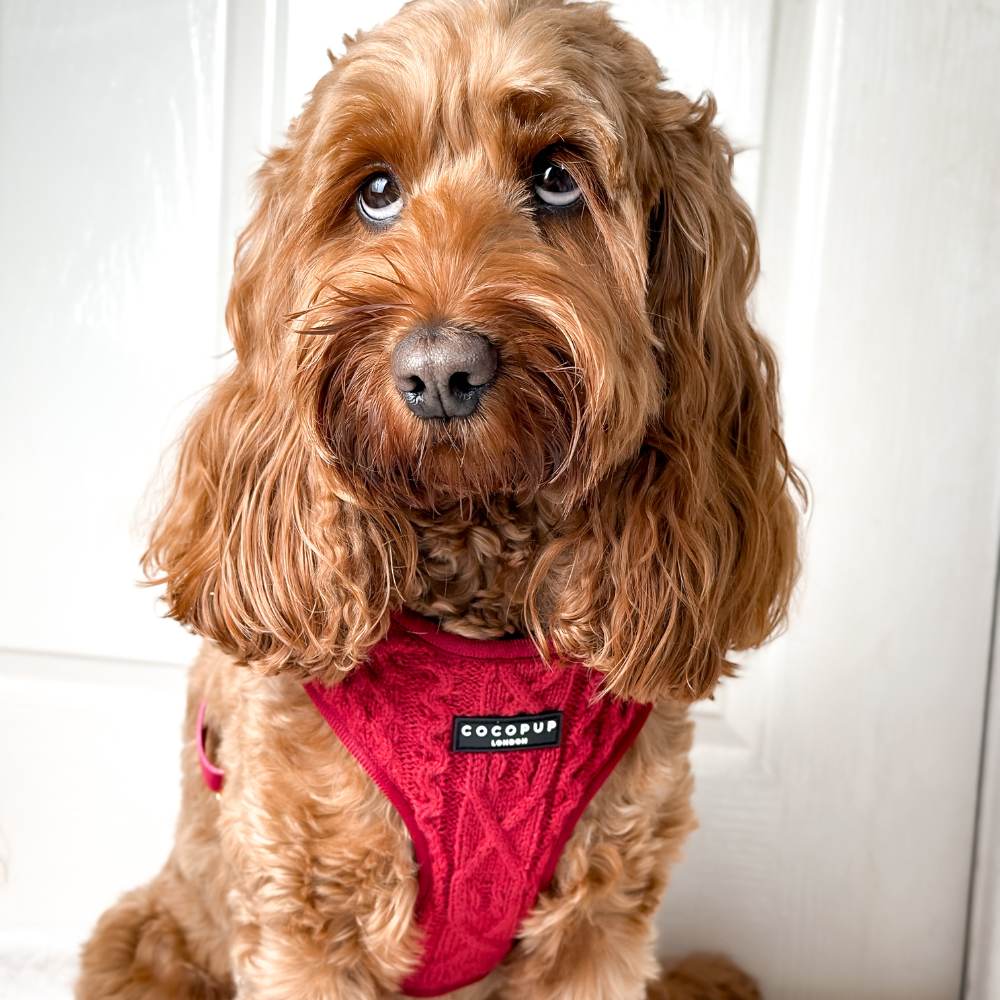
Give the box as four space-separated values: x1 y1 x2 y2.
146 0 802 702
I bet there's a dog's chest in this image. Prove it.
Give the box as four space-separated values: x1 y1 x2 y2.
250 613 650 997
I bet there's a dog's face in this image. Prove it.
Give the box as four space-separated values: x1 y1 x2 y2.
243 0 669 509
148 0 801 701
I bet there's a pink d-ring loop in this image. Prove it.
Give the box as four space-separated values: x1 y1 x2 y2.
196 699 225 793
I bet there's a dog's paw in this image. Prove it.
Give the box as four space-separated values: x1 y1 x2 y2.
649 954 762 1000
76 883 233 1000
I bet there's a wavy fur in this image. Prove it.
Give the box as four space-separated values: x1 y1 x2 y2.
82 1 801 997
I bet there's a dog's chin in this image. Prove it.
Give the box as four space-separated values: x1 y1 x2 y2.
326 410 582 513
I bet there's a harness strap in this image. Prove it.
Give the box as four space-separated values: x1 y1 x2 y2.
196 699 225 793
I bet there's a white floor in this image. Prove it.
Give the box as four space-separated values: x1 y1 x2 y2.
0 927 84 1000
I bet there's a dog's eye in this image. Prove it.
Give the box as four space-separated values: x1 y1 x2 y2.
358 173 403 222
532 157 582 208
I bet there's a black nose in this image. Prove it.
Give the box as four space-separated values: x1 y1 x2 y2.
390 327 498 420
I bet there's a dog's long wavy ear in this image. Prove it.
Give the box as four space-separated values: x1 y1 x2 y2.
548 91 803 704
142 145 395 680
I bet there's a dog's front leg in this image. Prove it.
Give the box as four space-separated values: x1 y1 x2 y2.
226 921 397 1000
217 671 425 1000
224 872 421 1000
498 703 696 1000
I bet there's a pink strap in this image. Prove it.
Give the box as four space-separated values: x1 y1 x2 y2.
197 700 224 793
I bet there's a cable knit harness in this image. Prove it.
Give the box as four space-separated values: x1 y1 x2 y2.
198 610 651 997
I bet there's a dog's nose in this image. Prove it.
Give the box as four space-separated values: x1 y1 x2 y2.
390 327 498 420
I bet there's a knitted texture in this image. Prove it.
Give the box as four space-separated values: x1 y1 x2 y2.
305 610 651 997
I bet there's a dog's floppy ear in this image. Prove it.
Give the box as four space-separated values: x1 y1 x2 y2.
545 91 802 703
142 148 395 680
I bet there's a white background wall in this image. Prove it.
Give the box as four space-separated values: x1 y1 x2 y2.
0 3 226 993
2 1 1000 998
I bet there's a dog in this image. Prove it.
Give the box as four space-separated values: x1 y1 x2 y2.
76 0 801 997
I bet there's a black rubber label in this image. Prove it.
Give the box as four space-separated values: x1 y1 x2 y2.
451 710 563 752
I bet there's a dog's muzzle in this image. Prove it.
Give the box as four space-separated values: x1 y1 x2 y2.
391 327 497 420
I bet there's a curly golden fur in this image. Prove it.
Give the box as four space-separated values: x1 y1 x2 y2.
77 0 801 997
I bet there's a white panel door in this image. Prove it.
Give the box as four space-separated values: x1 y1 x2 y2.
3 2 1000 999
0 0 225 957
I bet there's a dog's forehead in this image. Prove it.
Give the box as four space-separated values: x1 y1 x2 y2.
315 0 648 176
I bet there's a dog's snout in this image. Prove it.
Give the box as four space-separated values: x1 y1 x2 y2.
391 327 497 420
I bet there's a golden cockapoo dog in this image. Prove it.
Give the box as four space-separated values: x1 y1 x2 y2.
77 0 801 997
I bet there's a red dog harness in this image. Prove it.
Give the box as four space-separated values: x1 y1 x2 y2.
199 610 650 997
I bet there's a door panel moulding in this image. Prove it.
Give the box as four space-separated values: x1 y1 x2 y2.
962 552 1000 1000
755 0 845 460
217 0 291 354
0 649 187 929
